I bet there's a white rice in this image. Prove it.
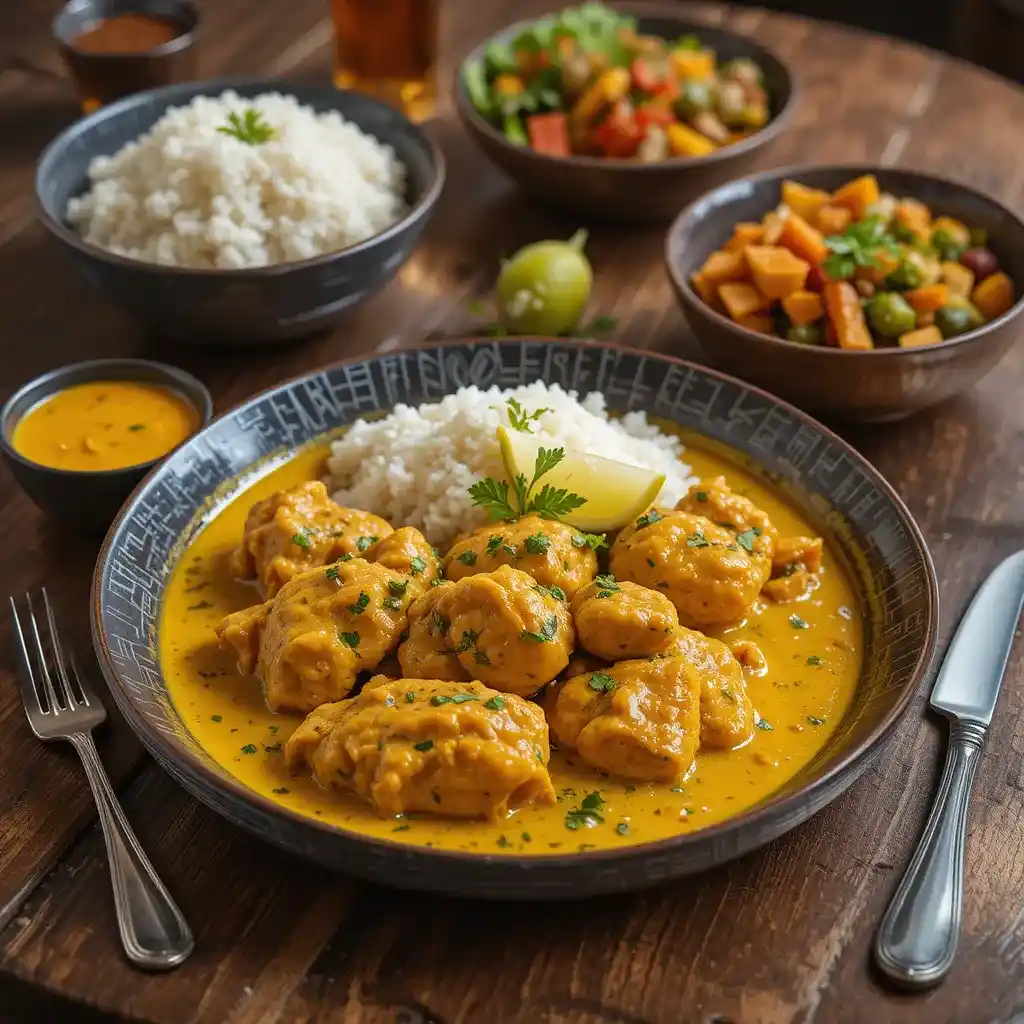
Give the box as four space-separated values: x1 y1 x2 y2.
326 383 695 547
66 91 407 269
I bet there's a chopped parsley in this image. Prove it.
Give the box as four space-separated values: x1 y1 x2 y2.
588 672 617 693
428 610 450 636
524 532 550 555
694 490 708 502
572 532 607 551
339 552 353 562
272 787 290 795
393 824 411 832
291 531 311 550
474 649 492 666
240 743 257 755
807 716 826 726
210 714 222 722
520 613 559 644
616 822 630 836
484 695 505 711
806 655 823 666
636 509 663 529
594 574 620 599
455 629 479 654
347 592 369 615
356 535 379 553
413 739 434 752
496 835 512 848
565 791 604 830
389 579 408 596
431 693 477 706
755 718 774 731
127 423 146 432
405 691 416 703
382 596 403 611
486 534 505 556
735 526 762 552
646 557 656 567
534 583 566 602
506 396 550 433
457 550 478 566
409 556 427 575
325 563 340 580
789 614 809 629
338 630 360 649
686 531 710 548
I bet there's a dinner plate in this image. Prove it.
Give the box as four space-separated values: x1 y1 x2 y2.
91 339 937 898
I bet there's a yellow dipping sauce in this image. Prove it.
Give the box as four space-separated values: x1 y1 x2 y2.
13 380 199 472
158 441 863 857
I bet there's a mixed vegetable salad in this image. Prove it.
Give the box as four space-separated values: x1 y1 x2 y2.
463 2 771 161
691 174 1016 349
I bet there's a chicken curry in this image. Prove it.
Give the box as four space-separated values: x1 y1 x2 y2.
159 439 861 855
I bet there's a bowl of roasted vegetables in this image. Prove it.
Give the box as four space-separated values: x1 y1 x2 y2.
667 166 1024 422
456 2 795 222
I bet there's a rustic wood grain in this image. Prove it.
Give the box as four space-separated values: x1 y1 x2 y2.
1 1 1024 1022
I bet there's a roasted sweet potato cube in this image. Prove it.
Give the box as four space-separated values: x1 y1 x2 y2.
698 248 750 287
744 245 811 300
899 326 943 348
831 175 880 220
781 180 831 223
719 282 772 320
781 290 825 326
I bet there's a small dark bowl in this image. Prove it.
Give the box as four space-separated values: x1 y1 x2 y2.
666 165 1024 423
35 78 445 345
0 359 213 533
54 0 200 113
454 3 796 223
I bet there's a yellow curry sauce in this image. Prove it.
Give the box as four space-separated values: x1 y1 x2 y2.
159 443 862 855
13 380 198 472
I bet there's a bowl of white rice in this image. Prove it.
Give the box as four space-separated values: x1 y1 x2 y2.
35 79 444 344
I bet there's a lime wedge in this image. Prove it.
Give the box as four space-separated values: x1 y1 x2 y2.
497 426 666 533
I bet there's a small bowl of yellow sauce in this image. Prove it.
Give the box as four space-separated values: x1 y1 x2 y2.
1 359 211 532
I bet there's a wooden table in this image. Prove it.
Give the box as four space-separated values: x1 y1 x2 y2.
1 2 1023 1021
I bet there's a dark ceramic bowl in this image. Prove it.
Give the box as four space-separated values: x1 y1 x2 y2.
666 164 1024 423
54 0 200 112
454 4 796 223
35 78 445 345
92 339 936 899
1 358 212 532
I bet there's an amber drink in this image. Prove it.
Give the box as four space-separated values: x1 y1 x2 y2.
330 0 438 122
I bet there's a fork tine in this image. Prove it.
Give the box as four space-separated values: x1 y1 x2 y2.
41 587 79 709
9 595 45 715
68 651 95 708
25 592 62 712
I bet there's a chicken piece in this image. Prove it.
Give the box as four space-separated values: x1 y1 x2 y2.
571 577 678 661
443 514 598 598
397 582 470 683
544 655 702 783
400 565 573 696
667 627 755 749
675 476 778 552
230 481 394 597
285 676 556 820
610 508 772 630
366 526 442 598
215 557 414 713
763 535 824 603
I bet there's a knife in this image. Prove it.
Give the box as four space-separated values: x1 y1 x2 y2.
874 549 1024 988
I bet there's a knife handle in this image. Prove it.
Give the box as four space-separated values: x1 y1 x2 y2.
874 719 986 987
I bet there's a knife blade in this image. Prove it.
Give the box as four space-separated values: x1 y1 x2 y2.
930 549 1024 724
875 549 1024 988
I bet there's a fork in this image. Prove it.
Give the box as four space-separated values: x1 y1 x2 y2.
10 588 194 970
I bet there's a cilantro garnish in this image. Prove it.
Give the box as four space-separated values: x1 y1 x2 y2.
821 215 900 281
636 509 663 529
356 535 379 553
325 563 340 580
484 695 505 711
524 532 550 555
455 629 479 654
593 574 620 598
457 550 477 566
431 693 477 705
588 672 617 693
565 791 604 830
409 555 427 575
789 614 809 629
291 531 311 550
686 531 710 548
469 446 586 523
347 592 369 615
806 655 822 666
217 108 275 145
572 532 607 551
735 526 762 552
413 739 434 752
520 613 559 643
338 630 360 649
506 397 551 433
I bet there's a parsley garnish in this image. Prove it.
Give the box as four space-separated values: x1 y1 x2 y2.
339 630 360 649
409 555 427 575
272 787 290 795
594 574 620 598
821 215 900 281
356 535 379 553
382 596 403 611
474 649 492 666
565 791 604 830
486 535 505 556
211 714 222 722
484 695 505 710
340 552 353 562
686 531 710 548
636 509 663 529
807 716 826 726
469 446 586 523
524 532 550 555
127 423 146 432
325 564 340 581
506 396 551 433
572 532 607 551
291 531 311 550
457 550 477 566
389 579 408 596
616 822 630 836
789 614 809 629
694 490 708 502
240 743 257 755
348 592 369 615
455 629 479 653
756 718 774 731
428 610 450 636
806 655 822 666
534 583 566 602
588 672 617 693
735 526 762 552
413 739 434 752
217 108 275 145
405 691 416 703
431 693 477 705
520 613 559 643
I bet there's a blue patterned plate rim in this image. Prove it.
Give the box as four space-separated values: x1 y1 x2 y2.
90 337 938 871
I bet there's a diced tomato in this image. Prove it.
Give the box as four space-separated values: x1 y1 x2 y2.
652 74 679 101
635 102 675 131
589 100 643 158
527 112 570 157
805 263 828 292
630 57 659 94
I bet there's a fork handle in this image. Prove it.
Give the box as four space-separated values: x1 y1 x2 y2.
70 733 194 969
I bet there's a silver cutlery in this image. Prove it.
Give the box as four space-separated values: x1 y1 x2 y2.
874 549 1024 987
10 588 194 970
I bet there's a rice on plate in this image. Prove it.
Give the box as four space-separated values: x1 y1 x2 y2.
326 382 695 548
66 91 407 270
